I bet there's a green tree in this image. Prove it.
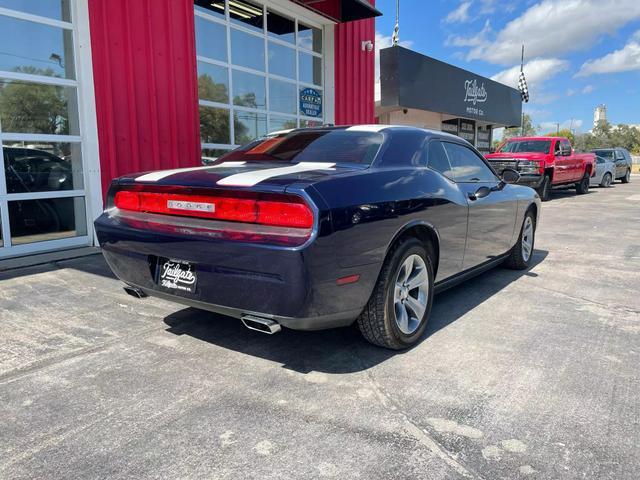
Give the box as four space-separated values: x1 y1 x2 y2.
503 113 536 139
543 128 575 145
0 66 69 134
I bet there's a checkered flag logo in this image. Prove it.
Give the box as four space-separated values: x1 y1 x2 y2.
518 69 529 103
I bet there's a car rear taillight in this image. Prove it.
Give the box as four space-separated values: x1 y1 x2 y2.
114 188 313 229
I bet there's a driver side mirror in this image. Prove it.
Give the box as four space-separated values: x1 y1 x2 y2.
560 145 572 156
501 168 520 184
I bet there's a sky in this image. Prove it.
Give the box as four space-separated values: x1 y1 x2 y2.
374 0 640 135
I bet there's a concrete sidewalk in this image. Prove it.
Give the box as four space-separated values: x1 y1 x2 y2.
1 182 639 479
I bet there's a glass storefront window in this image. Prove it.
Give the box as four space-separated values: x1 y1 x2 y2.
234 111 266 145
232 70 265 109
270 116 297 132
229 0 264 33
3 141 83 194
194 0 225 19
268 42 295 79
298 23 322 53
267 10 295 44
0 15 75 79
8 196 87 246
194 2 325 149
0 0 71 21
195 16 227 62
201 148 231 164
299 53 322 86
269 79 296 114
197 61 229 103
0 79 79 135
200 105 230 144
301 119 323 129
231 28 265 71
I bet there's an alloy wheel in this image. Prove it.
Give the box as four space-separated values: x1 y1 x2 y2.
393 254 429 335
522 216 534 262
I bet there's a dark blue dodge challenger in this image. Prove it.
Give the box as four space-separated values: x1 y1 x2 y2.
95 126 540 349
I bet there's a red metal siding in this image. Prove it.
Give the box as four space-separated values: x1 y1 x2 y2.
88 0 201 197
334 1 375 125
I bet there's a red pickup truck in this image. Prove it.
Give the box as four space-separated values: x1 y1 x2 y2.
485 137 596 201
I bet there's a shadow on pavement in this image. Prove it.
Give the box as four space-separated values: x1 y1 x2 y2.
164 249 549 374
0 253 116 281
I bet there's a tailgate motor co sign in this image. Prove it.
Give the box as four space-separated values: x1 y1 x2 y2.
464 79 487 117
300 88 322 118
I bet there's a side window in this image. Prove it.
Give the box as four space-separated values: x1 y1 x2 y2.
615 150 625 160
378 131 428 167
554 141 561 155
442 142 497 183
427 141 454 179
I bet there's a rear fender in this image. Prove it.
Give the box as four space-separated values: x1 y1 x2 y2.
385 220 441 277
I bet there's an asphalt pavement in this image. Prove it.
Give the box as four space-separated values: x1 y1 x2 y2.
1 179 639 479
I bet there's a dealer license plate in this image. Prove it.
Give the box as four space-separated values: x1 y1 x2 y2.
156 258 197 293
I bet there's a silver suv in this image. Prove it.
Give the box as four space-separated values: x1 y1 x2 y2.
592 148 632 183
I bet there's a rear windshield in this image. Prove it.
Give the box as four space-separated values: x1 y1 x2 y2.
216 129 384 165
499 140 551 154
593 149 614 160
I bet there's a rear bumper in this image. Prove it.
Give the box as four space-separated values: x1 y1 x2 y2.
95 212 379 330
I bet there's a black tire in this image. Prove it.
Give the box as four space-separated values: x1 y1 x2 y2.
621 169 631 183
600 172 612 188
575 173 590 194
536 174 551 201
504 210 536 270
357 237 434 350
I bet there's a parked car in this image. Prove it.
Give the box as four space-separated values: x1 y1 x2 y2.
590 155 616 188
485 137 596 201
95 126 540 350
592 148 632 183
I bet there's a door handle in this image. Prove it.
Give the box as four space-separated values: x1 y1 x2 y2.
468 186 491 201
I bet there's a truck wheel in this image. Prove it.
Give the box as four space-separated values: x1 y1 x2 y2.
575 174 590 194
600 172 612 188
504 210 536 270
357 237 434 350
536 174 551 201
621 169 631 183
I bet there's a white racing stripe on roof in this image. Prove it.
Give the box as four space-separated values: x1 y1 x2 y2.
216 162 335 187
346 125 388 132
135 162 246 182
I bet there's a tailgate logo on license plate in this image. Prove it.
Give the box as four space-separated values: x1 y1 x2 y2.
159 260 196 292
167 200 215 213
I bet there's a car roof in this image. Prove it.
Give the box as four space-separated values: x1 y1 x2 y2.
270 124 464 141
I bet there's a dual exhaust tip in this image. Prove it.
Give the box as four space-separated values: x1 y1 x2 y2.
123 285 281 335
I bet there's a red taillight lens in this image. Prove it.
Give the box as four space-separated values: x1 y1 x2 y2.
114 190 313 229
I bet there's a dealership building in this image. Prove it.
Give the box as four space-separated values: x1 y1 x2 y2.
0 0 378 259
377 46 522 154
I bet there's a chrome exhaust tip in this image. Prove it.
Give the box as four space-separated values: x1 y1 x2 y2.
123 285 148 299
241 315 281 334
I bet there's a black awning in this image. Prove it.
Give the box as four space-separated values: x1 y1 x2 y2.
294 0 381 23
380 46 522 127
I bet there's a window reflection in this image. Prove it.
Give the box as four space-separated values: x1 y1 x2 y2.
3 142 83 194
269 79 296 114
269 116 297 132
0 0 71 21
229 0 264 32
201 148 231 164
234 111 266 145
267 10 294 43
0 16 75 79
299 53 322 86
268 42 295 79
9 196 87 245
231 28 264 71
0 79 79 135
197 61 229 103
298 23 322 53
200 105 230 144
232 70 265 108
195 16 227 62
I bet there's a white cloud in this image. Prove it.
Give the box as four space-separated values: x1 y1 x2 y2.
566 88 576 96
446 20 492 48
581 84 595 94
445 1 472 23
374 32 414 101
491 58 569 99
576 32 640 77
451 0 640 65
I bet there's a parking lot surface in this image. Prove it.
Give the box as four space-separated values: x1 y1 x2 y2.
1 181 639 479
